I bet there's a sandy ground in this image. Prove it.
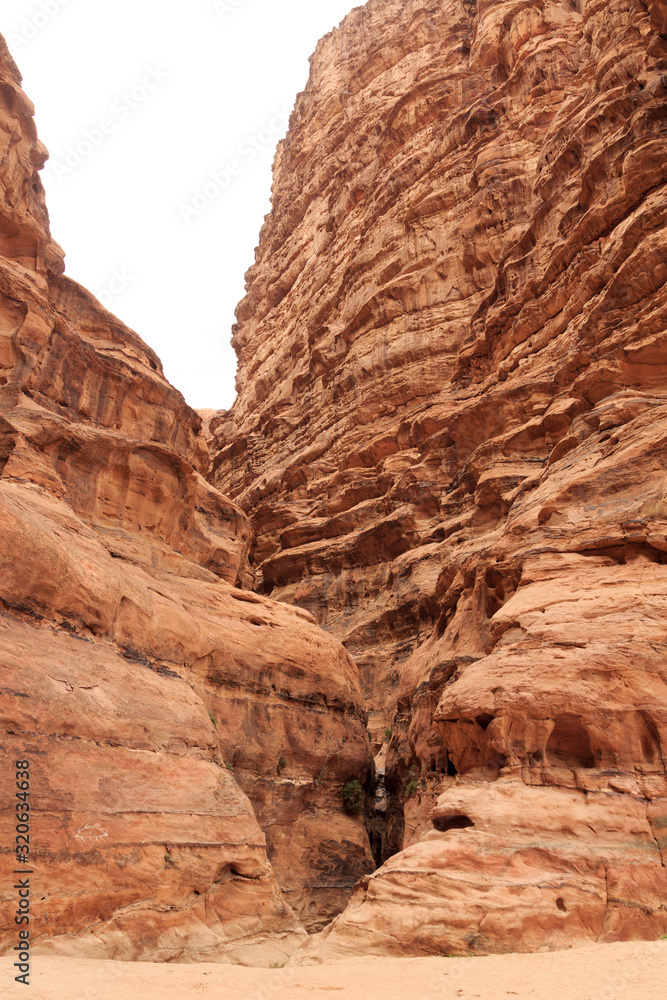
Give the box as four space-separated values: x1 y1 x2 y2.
1 941 666 1000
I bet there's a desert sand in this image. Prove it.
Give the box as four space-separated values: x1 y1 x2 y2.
2 942 666 1000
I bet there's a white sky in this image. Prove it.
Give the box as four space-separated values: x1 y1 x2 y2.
3 0 357 410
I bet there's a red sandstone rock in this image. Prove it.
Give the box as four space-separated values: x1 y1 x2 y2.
209 0 667 957
294 783 667 962
0 612 304 965
0 33 372 961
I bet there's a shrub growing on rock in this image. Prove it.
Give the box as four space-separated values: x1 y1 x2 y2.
341 779 364 813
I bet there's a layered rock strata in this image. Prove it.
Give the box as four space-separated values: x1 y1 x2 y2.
209 0 667 955
0 35 372 962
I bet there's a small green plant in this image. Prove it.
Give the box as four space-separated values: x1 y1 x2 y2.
276 754 287 775
367 729 373 741
662 934 667 940
383 726 393 742
208 712 218 731
226 762 234 772
404 764 419 798
341 778 364 814
164 853 175 866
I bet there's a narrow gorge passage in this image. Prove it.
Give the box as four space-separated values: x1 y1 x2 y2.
1 0 666 969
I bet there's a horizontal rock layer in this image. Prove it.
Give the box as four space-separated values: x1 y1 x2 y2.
210 0 667 956
0 34 373 961
296 782 667 961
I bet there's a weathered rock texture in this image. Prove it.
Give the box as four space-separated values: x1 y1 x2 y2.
210 0 667 956
0 34 373 962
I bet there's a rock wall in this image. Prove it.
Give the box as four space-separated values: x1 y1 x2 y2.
210 0 667 956
0 34 373 962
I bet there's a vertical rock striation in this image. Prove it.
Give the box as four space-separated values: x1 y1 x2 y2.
210 0 667 955
0 34 372 961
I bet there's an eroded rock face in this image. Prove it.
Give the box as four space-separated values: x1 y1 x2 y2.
210 0 667 956
1 611 304 966
0 35 372 960
294 783 667 961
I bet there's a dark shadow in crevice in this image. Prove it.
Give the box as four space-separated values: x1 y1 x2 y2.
476 713 494 730
547 715 595 769
432 814 475 833
577 542 667 565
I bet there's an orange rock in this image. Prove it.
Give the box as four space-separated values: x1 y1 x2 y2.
0 612 305 964
0 34 372 961
210 0 667 956
295 783 667 962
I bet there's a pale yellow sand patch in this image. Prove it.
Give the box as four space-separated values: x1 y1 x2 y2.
1 941 666 1000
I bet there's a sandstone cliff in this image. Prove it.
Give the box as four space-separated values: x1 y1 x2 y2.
0 35 373 962
210 0 667 956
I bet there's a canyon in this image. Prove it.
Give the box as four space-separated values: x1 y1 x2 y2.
1 0 667 970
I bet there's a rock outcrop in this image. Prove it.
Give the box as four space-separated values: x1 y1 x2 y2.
209 0 667 956
0 34 373 963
